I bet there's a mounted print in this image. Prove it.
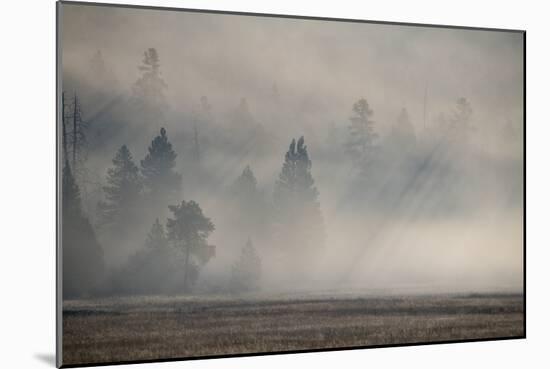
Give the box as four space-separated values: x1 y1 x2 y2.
57 1 525 367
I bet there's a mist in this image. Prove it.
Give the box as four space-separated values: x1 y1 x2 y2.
60 3 524 298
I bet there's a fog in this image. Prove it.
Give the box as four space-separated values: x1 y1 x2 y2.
60 3 524 297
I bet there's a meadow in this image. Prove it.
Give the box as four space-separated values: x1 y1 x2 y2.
62 293 524 366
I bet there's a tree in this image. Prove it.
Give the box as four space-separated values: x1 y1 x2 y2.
345 98 378 165
140 127 182 198
109 218 188 295
70 93 88 169
132 47 167 112
61 92 69 162
166 200 216 292
60 92 88 174
195 95 213 126
99 145 142 229
90 50 108 78
89 49 117 84
231 238 262 292
232 165 258 199
62 160 104 298
387 108 416 153
450 97 473 138
273 136 325 257
146 218 168 250
229 166 269 237
230 98 256 131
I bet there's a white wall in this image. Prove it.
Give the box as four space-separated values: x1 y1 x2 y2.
1 0 546 368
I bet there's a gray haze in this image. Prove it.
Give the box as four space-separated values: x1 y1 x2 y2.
60 3 524 295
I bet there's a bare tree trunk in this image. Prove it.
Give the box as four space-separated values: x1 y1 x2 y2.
72 93 78 168
61 92 69 162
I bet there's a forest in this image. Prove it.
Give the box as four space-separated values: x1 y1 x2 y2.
60 6 524 300
61 47 523 300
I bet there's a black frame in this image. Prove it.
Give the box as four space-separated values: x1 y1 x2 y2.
56 1 526 367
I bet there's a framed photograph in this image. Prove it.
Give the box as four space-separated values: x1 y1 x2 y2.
57 1 525 367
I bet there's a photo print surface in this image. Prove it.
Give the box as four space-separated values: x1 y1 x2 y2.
57 1 525 366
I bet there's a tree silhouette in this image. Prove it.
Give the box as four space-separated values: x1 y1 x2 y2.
62 160 104 298
166 200 215 292
346 98 378 165
132 47 167 111
273 136 325 258
232 165 258 198
387 108 416 153
231 98 256 131
450 97 473 139
140 127 181 198
230 165 269 237
231 238 262 292
70 93 87 169
146 218 168 250
98 145 142 229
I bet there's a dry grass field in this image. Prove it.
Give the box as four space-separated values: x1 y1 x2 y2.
62 293 524 366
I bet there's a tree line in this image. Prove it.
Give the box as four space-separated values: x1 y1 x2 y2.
63 47 484 299
63 121 322 298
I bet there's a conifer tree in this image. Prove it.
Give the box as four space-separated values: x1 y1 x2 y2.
230 165 269 237
273 136 325 256
99 145 142 229
132 48 167 111
346 98 378 165
450 97 473 139
62 161 104 298
232 165 257 199
274 137 320 207
231 238 262 292
231 98 256 130
141 127 182 197
387 108 417 153
146 218 168 250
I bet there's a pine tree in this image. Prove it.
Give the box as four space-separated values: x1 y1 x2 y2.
346 98 378 165
132 48 167 111
232 165 258 198
273 136 325 257
62 161 104 298
146 218 168 249
70 93 88 170
231 238 262 292
274 137 319 206
99 145 142 228
140 127 181 197
231 98 256 131
89 49 117 87
387 108 416 153
450 97 473 139
63 161 82 217
166 200 215 292
230 166 268 237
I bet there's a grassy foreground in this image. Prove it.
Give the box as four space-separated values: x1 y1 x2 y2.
62 293 524 366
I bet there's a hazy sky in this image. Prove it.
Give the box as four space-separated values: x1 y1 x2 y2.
61 3 524 134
